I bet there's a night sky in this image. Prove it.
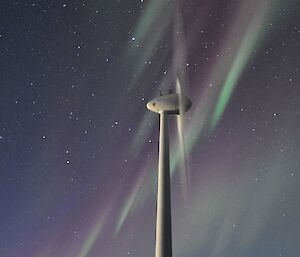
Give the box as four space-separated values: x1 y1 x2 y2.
0 0 300 257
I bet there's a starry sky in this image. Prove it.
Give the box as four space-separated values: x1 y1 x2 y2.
0 0 299 257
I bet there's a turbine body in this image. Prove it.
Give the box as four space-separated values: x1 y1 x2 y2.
147 91 191 257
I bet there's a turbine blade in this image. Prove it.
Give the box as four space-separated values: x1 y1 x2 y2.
173 2 190 200
176 77 190 200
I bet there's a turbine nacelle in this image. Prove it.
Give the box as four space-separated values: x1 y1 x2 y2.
146 93 192 115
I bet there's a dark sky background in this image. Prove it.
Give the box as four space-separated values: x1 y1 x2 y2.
0 0 299 257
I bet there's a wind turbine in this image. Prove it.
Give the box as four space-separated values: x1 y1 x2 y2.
146 79 192 257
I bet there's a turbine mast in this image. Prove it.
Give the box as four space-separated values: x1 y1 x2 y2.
156 111 172 257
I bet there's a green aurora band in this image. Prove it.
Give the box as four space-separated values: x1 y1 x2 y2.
210 1 271 130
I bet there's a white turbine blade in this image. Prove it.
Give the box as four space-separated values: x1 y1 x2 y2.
176 77 190 200
173 2 190 200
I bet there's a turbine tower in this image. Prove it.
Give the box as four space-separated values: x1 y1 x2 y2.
147 81 192 257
